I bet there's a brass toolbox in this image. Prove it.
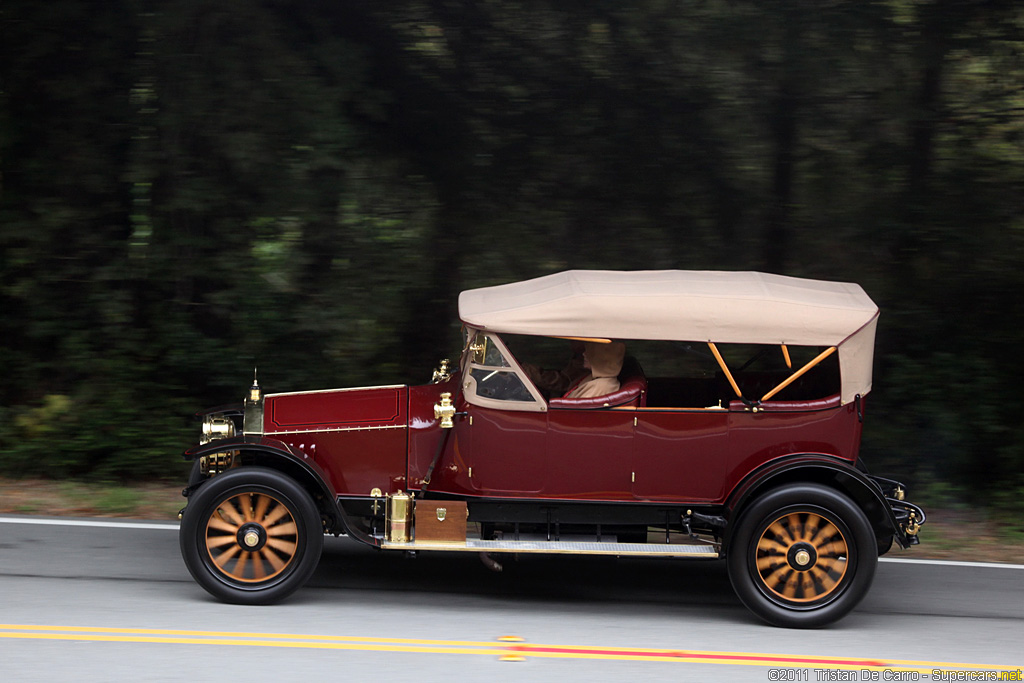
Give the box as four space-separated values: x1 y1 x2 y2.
414 501 468 543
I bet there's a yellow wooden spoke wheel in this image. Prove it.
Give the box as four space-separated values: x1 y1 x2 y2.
754 511 849 603
204 491 299 583
180 467 324 604
728 483 877 628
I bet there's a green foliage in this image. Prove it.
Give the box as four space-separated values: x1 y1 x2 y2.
0 376 194 480
2 1 1024 514
94 486 144 515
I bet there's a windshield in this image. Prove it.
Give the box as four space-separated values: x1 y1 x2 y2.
462 331 546 411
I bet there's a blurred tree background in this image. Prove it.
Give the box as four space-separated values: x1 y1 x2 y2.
1 1 1022 511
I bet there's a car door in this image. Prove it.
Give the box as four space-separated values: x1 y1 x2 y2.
466 405 547 493
462 331 640 499
461 332 548 494
632 408 731 503
546 405 634 500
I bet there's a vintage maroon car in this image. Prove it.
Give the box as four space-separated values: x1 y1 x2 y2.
179 270 924 627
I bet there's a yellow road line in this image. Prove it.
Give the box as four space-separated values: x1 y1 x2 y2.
0 632 506 656
0 624 1019 673
0 623 496 647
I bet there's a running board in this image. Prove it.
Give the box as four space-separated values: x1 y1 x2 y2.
381 538 720 558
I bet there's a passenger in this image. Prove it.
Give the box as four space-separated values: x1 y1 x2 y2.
563 341 626 399
522 340 587 395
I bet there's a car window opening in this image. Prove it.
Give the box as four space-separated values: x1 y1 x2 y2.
494 335 842 411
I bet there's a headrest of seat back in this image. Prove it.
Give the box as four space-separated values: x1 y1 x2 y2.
549 381 644 410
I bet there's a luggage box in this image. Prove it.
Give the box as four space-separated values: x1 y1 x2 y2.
415 501 468 543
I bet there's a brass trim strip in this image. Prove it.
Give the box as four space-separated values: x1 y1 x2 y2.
628 406 729 412
265 385 405 398
265 424 407 435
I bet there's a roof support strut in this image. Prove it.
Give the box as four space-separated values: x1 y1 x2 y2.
761 347 837 402
708 342 744 400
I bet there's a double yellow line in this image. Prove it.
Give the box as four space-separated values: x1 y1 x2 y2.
0 624 1018 672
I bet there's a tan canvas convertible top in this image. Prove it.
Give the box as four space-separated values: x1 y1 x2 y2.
459 270 879 404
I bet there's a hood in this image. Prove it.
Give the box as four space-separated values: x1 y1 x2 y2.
263 384 409 434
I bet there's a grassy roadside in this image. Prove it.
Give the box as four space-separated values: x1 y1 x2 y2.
2 477 1023 564
0 478 186 521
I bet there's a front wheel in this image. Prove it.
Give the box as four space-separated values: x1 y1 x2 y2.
727 483 877 628
180 467 323 604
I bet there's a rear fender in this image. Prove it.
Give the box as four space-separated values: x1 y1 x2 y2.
723 454 908 552
184 435 341 532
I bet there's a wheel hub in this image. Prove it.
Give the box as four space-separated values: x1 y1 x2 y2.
236 523 267 552
787 541 817 571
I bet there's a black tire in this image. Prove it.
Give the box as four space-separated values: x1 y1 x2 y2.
727 483 877 628
180 467 323 604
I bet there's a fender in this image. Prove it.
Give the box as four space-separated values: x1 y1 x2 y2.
183 435 341 530
723 453 909 551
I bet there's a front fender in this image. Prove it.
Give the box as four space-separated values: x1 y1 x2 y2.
724 454 916 551
184 435 340 529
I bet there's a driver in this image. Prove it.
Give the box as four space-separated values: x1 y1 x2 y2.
563 341 626 399
522 340 587 395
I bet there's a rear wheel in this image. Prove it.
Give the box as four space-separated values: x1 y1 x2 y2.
180 467 323 604
727 483 876 628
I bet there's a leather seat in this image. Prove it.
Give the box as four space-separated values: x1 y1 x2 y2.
549 356 647 409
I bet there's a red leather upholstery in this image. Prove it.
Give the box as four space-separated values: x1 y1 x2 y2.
729 393 842 413
549 378 647 410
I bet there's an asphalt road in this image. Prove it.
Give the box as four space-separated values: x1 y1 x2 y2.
1 515 1022 682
